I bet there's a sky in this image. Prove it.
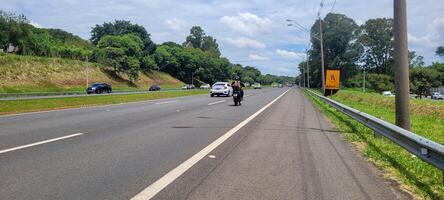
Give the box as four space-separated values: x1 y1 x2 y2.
1 0 443 76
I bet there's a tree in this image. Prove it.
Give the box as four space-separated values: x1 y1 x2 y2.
183 26 221 57
184 26 204 49
409 51 425 68
309 13 362 87
91 20 156 53
359 18 394 75
410 67 441 98
96 34 144 81
436 46 444 57
366 73 394 92
201 36 221 57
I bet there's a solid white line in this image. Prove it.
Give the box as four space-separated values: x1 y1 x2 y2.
0 133 84 154
155 100 180 105
207 100 226 106
131 89 290 200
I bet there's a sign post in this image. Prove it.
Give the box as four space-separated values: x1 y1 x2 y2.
325 69 340 96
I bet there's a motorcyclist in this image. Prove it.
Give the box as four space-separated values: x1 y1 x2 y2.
231 80 244 103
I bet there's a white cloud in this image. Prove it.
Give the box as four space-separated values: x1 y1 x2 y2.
224 37 266 49
165 18 186 31
249 54 270 61
275 49 305 59
219 12 272 35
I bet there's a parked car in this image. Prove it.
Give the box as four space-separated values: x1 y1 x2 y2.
181 84 195 90
200 84 210 89
244 82 250 87
210 82 233 97
252 83 262 89
382 91 395 96
86 82 112 94
149 84 161 91
432 92 444 100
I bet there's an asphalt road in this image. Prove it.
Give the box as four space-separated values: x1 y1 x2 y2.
0 88 406 200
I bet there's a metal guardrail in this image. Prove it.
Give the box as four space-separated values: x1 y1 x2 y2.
306 89 444 173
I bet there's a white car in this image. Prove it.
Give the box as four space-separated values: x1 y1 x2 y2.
200 84 210 89
432 92 444 100
382 91 395 96
210 82 233 97
252 83 262 89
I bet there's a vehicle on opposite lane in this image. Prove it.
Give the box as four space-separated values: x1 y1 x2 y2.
149 85 161 91
210 82 233 97
432 92 443 100
86 83 112 94
200 84 210 89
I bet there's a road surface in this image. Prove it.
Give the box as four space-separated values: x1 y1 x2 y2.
0 88 407 199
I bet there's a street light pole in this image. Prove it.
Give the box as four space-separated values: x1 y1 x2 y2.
319 17 326 95
394 0 411 130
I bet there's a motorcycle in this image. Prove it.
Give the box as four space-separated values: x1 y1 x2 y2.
233 90 242 106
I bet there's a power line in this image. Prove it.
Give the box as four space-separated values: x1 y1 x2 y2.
330 0 337 12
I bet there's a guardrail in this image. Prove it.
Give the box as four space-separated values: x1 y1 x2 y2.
305 89 444 181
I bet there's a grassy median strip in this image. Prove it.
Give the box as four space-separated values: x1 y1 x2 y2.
0 90 208 115
305 89 444 200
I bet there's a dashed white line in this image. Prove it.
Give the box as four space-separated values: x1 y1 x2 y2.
244 94 252 97
130 89 290 200
155 100 180 105
207 100 226 106
0 133 84 154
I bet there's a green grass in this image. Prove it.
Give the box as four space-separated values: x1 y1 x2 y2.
0 90 208 115
305 89 444 200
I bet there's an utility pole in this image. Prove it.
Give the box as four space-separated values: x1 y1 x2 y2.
306 49 310 88
302 66 305 87
86 56 89 88
319 17 326 95
363 69 366 92
394 0 411 130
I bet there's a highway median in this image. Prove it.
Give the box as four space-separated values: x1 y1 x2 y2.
0 90 208 115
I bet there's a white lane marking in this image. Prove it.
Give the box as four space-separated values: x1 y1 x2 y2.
155 100 180 105
131 89 290 200
244 94 252 97
207 100 226 106
0 133 84 154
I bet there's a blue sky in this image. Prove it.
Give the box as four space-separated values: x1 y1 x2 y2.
1 0 443 76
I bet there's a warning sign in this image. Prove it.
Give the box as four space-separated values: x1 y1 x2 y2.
325 69 340 90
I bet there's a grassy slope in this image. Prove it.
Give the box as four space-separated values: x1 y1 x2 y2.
305 89 444 200
0 54 183 93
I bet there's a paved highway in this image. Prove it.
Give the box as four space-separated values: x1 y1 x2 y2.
0 88 407 199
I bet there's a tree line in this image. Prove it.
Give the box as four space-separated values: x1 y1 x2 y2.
300 13 444 97
0 10 294 86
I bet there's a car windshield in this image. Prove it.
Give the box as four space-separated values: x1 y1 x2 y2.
213 84 225 86
91 84 102 87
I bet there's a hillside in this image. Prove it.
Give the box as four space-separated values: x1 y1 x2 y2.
0 53 183 93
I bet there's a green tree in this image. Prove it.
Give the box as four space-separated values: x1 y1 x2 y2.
183 26 221 57
366 73 394 92
359 18 394 74
410 67 441 98
184 26 204 49
96 34 144 81
309 13 362 87
91 20 156 53
436 46 444 57
408 51 425 68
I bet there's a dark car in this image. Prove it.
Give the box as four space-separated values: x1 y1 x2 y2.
86 83 112 94
149 84 161 91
